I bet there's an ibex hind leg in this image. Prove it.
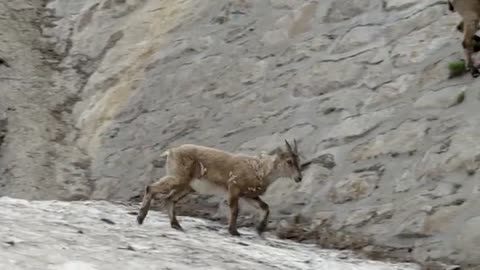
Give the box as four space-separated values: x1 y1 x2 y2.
227 185 241 236
458 20 480 52
136 175 178 225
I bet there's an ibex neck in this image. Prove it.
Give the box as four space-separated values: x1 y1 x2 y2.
257 153 280 187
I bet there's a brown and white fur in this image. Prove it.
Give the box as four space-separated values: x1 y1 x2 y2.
136 140 302 236
449 0 480 77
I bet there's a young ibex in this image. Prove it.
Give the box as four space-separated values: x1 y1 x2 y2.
448 0 480 77
136 140 303 236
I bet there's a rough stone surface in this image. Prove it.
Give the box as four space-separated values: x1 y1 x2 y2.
0 197 421 270
414 86 467 110
329 165 384 204
350 120 427 161
2 0 480 268
454 215 480 265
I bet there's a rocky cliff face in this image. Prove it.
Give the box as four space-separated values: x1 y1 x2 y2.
1 0 479 268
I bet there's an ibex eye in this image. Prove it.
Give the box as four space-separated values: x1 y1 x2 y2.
287 160 293 165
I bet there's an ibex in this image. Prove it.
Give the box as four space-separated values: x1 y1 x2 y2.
448 0 480 77
136 140 303 236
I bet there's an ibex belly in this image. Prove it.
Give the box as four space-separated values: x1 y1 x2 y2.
190 179 227 196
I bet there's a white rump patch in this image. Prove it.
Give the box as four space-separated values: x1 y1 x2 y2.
190 179 226 196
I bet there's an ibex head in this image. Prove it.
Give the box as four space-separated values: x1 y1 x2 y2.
273 139 302 183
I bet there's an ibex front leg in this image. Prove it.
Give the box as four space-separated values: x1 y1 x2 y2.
137 175 182 225
246 196 270 235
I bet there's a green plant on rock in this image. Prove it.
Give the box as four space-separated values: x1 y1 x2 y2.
447 38 480 79
448 60 467 78
455 91 465 105
449 90 466 108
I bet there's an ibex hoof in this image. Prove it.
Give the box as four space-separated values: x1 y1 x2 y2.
171 222 184 232
256 224 266 235
136 215 144 225
229 228 241 236
472 69 480 78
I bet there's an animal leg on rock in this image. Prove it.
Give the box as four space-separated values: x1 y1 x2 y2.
457 20 480 52
462 19 480 77
137 175 177 225
246 196 270 235
227 184 241 236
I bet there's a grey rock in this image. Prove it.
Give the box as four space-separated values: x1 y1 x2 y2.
414 86 467 110
292 59 366 98
384 0 419 11
454 215 480 265
421 261 461 270
324 108 394 145
350 120 427 161
416 127 480 180
310 211 336 227
424 205 464 236
420 182 461 200
287 1 319 38
394 170 419 193
362 74 415 111
386 5 447 58
324 0 383 23
343 204 395 228
0 196 421 270
329 166 383 204
270 0 305 10
343 208 376 227
308 35 335 52
396 212 429 238
333 26 384 54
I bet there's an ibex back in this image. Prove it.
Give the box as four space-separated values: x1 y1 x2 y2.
136 139 303 236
